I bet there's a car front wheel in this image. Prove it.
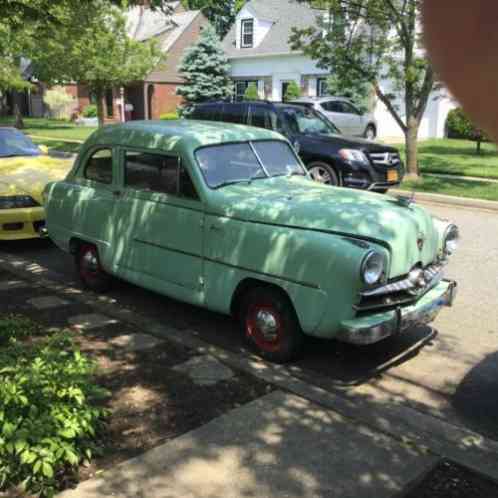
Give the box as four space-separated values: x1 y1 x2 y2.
308 162 339 186
76 244 111 292
240 287 304 363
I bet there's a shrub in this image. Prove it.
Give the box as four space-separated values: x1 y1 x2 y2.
446 107 488 154
243 83 259 101
160 112 179 120
43 89 75 120
0 315 42 346
284 81 301 102
82 105 98 118
0 321 108 498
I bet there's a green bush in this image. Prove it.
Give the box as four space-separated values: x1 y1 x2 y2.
284 81 301 102
446 107 489 153
243 83 259 101
0 315 42 346
0 322 108 497
160 112 179 120
82 105 97 118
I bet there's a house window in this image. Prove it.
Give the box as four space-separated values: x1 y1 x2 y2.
317 78 329 97
241 19 254 48
235 80 258 100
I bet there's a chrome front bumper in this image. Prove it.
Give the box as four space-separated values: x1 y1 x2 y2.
338 280 457 345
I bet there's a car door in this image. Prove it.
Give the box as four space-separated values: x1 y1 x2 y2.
113 148 205 305
341 102 365 136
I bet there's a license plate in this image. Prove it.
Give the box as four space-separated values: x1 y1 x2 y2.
387 170 399 182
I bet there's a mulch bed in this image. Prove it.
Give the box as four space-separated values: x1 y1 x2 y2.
403 460 498 498
0 270 274 494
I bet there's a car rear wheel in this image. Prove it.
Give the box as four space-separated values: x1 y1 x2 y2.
308 162 339 186
364 125 376 140
240 287 304 363
76 244 111 292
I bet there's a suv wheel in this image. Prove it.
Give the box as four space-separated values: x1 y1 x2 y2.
308 162 339 186
364 125 376 140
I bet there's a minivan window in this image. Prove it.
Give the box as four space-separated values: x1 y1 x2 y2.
124 151 198 200
191 104 220 121
196 140 304 189
281 107 340 136
84 148 113 184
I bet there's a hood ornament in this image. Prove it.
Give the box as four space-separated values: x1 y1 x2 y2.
396 190 416 207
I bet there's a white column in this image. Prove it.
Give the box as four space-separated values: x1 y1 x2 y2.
308 77 317 97
120 87 125 123
257 80 265 99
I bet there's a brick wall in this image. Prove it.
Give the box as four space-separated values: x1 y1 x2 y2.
147 83 183 117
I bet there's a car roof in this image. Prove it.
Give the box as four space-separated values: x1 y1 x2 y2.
86 120 284 154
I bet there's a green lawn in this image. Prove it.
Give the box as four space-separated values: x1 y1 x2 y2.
401 175 498 202
0 116 96 141
395 139 498 180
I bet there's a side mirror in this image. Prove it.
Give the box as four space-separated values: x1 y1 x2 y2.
39 145 49 155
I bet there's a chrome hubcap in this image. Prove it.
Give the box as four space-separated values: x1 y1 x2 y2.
255 310 278 341
309 166 332 184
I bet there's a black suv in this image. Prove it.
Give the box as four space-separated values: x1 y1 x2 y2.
187 101 404 193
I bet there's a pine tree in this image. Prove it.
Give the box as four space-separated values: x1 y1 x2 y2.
177 25 233 105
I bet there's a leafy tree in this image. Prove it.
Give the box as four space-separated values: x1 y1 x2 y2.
32 5 162 127
291 0 436 177
181 0 244 37
243 83 260 101
177 24 233 105
284 81 301 101
325 74 373 113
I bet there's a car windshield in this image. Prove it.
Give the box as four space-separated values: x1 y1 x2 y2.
281 106 341 136
0 128 40 158
196 140 307 189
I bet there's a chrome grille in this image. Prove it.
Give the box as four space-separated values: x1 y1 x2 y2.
361 263 445 299
369 152 401 168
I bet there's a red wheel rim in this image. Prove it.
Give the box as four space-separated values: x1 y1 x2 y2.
246 302 283 353
79 245 101 283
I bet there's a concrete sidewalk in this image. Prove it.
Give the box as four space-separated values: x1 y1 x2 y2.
59 391 436 498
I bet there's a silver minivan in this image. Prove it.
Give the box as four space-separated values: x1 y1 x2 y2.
291 96 378 140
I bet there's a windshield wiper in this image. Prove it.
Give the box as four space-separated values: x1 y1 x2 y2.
214 179 251 189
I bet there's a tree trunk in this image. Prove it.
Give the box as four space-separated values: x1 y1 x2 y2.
405 116 420 178
95 90 105 128
14 101 24 129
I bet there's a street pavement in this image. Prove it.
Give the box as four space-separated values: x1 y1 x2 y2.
1 201 497 441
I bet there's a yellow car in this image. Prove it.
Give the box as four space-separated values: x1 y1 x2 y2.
0 127 73 241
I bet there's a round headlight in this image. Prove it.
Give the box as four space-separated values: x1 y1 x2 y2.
361 251 385 285
444 225 459 255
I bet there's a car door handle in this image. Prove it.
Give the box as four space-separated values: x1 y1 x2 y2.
210 224 223 233
112 190 122 197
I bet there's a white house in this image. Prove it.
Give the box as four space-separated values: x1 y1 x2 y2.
223 0 456 140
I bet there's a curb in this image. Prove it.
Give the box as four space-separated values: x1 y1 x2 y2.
391 189 498 212
1 251 498 483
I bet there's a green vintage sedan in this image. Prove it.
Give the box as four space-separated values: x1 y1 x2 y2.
43 121 458 362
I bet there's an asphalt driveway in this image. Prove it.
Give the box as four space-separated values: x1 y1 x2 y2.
1 201 497 440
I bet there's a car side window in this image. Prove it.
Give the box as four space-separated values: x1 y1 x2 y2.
249 105 272 129
342 102 361 115
84 148 113 184
124 151 198 200
222 103 247 124
324 101 343 113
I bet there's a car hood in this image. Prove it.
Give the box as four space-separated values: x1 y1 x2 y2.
0 156 73 203
212 176 439 278
300 133 399 153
